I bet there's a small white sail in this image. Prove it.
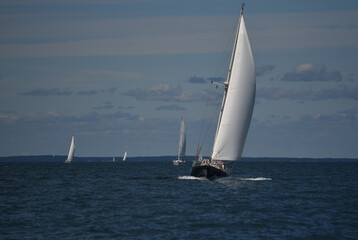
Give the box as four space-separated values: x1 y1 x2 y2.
123 151 127 161
65 135 75 163
173 118 186 165
211 15 256 161
112 156 115 162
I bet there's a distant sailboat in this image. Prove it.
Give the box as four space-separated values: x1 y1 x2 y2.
123 151 127 161
112 156 115 162
65 135 75 163
191 4 256 179
173 117 186 165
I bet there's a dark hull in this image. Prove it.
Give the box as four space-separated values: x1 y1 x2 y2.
190 165 229 180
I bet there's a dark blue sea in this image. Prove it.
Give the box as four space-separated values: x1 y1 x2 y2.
1 159 358 239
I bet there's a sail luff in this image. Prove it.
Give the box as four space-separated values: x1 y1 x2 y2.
211 14 256 161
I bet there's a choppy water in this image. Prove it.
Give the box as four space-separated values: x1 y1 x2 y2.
1 160 357 239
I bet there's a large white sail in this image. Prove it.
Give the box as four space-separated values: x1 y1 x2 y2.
211 15 256 161
65 135 75 163
177 118 186 161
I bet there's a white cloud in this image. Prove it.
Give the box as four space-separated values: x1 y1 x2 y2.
281 63 342 82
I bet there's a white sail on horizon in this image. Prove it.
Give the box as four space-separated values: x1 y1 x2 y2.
178 118 186 161
123 151 127 161
211 15 256 161
65 135 75 163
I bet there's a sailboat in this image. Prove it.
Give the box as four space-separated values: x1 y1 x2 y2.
122 151 127 161
65 135 75 163
112 156 115 162
173 117 186 165
190 4 256 179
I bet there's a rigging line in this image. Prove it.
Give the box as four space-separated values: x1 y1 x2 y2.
196 22 237 149
213 18 238 79
197 82 215 149
197 87 222 154
200 98 221 149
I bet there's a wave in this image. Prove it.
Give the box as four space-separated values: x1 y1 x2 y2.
178 176 271 181
240 177 272 181
177 176 207 181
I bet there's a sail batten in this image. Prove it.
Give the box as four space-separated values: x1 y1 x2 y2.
211 15 256 161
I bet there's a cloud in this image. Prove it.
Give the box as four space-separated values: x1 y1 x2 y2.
208 77 225 83
257 87 313 100
102 87 118 95
0 110 16 114
188 76 207 84
188 76 225 84
256 65 274 77
105 111 140 121
257 85 358 100
77 90 98 96
19 88 72 96
19 87 119 97
83 70 141 80
281 63 342 82
155 104 186 111
299 110 358 125
125 84 217 102
93 101 115 110
338 107 358 120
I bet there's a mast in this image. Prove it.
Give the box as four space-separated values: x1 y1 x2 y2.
211 3 245 158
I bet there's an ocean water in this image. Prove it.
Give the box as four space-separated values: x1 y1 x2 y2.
1 160 357 239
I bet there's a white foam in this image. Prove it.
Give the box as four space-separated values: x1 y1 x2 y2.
178 176 207 181
240 177 272 181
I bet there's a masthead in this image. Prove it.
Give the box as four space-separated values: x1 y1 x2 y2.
241 3 245 15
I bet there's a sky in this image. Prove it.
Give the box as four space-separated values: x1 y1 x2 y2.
1 0 358 158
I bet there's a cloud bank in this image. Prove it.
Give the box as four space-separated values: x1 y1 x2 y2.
257 85 358 100
281 63 342 82
125 84 218 102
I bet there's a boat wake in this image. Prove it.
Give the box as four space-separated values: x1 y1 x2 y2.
240 177 272 181
178 176 207 181
177 176 271 182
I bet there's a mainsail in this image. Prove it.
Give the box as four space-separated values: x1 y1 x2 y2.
177 118 186 161
123 151 127 161
65 135 75 163
211 13 256 162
